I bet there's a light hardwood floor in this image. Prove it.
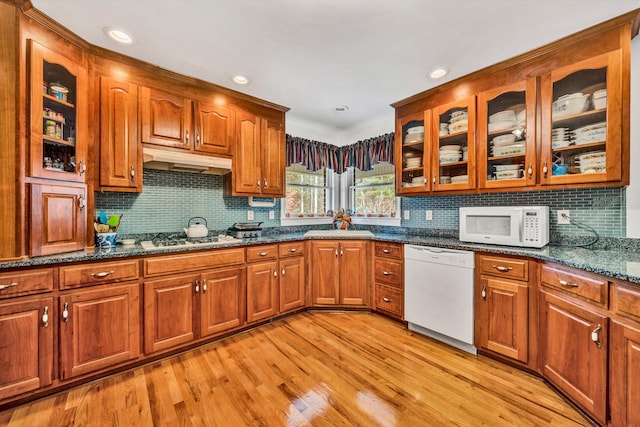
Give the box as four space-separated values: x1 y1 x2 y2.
0 311 590 426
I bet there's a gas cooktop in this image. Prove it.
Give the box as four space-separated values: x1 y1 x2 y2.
140 234 243 251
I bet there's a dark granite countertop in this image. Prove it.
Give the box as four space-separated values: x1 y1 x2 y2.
2 232 640 285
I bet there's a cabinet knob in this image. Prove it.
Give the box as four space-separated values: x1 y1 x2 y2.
543 161 548 178
42 306 49 327
130 165 135 180
62 302 69 322
0 282 18 291
591 324 602 349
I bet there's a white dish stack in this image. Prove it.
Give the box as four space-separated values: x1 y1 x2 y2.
448 110 468 133
488 109 517 132
439 145 462 164
405 125 424 143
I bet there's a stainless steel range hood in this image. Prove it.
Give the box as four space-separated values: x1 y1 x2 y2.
142 147 232 175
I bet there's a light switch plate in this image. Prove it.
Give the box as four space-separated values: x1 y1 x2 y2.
269 211 275 220
404 210 410 220
426 210 433 220
557 210 570 225
247 210 254 220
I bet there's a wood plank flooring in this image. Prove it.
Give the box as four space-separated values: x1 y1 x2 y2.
0 311 590 426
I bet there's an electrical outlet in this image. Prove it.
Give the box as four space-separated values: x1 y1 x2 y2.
269 211 275 220
557 210 570 225
426 210 433 221
247 210 254 221
404 210 410 220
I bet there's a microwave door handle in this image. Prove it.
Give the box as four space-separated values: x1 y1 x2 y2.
519 216 524 243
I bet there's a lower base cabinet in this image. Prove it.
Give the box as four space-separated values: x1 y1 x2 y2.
279 256 305 313
60 283 140 379
311 240 368 306
0 296 53 400
539 290 608 425
200 267 246 336
247 261 279 323
610 319 640 426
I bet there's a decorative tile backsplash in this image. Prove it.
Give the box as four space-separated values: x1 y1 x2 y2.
95 170 281 235
96 169 626 238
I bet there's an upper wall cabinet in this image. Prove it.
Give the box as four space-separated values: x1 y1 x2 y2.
539 50 624 186
477 79 537 189
193 102 234 156
99 76 141 192
396 111 431 194
432 96 476 192
140 86 193 150
29 40 87 183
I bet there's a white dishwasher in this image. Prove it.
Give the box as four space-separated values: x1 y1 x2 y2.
404 244 476 354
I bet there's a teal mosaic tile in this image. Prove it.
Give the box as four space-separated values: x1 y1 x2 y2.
95 170 281 234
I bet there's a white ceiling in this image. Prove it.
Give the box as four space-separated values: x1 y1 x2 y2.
31 0 640 134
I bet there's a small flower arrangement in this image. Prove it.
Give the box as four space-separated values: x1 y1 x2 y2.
332 209 354 230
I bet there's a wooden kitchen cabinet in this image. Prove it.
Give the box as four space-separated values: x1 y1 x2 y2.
396 111 431 193
477 79 537 189
539 289 608 425
98 76 141 191
28 39 88 183
279 255 305 313
540 50 626 186
59 282 140 379
475 254 530 364
311 240 368 306
140 86 192 149
29 182 86 256
144 273 198 354
200 267 246 337
193 101 234 156
0 296 53 401
225 109 285 197
246 260 279 323
373 242 403 319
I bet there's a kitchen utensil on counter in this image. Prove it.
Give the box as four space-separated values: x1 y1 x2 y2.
98 211 107 224
107 214 122 230
184 217 209 238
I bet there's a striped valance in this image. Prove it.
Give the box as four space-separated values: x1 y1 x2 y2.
286 132 394 174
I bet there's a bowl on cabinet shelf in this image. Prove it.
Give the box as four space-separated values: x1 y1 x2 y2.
552 93 590 119
491 134 517 146
450 175 468 184
488 120 516 132
489 110 516 124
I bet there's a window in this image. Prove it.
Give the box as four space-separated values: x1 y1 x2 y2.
349 163 400 225
282 164 333 223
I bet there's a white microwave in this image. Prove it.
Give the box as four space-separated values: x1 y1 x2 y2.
459 206 549 248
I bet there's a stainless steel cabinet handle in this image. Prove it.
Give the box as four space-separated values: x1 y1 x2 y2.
492 265 512 272
264 178 268 189
288 248 297 253
257 179 261 190
335 249 338 258
591 324 602 349
340 248 344 256
543 161 548 178
558 279 578 288
258 251 269 256
196 133 201 143
0 282 18 291
203 279 207 293
382 297 392 303
78 196 85 210
42 306 49 327
382 249 392 254
282 267 286 276
433 175 437 185
90 270 114 278
78 160 86 175
62 302 69 322
130 165 135 180
527 163 533 179
482 284 487 300
185 130 189 143
382 271 392 276
273 268 277 278
195 280 200 294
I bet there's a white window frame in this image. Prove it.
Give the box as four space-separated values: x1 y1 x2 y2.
345 165 401 227
280 166 335 226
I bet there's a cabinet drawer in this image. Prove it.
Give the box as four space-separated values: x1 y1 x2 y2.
374 284 403 318
279 241 305 258
374 259 402 287
479 255 528 281
60 260 140 290
540 264 608 306
612 283 640 323
247 245 278 262
144 248 245 277
0 268 54 298
374 242 403 260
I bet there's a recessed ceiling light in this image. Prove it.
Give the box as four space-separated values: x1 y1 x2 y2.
232 75 250 85
103 26 134 44
334 105 349 112
428 66 449 80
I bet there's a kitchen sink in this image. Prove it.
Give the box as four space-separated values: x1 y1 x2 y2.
303 229 374 238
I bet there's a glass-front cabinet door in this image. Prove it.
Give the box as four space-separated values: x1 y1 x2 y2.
29 40 87 183
431 96 476 191
396 111 431 194
477 79 536 189
540 50 623 186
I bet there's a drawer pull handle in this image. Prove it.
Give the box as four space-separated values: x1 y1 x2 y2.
195 280 200 294
335 249 338 258
282 267 286 276
288 248 298 253
42 306 49 327
382 297 392 303
382 271 392 276
382 249 393 254
203 279 207 294
482 284 486 300
258 252 269 256
274 268 278 278
591 324 602 349
130 165 136 180
91 270 114 278
0 282 18 291
558 279 578 288
492 265 512 272
62 302 69 322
